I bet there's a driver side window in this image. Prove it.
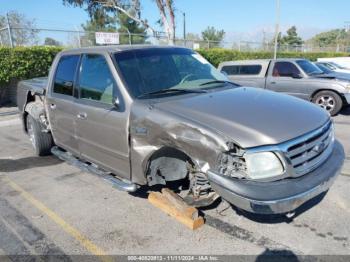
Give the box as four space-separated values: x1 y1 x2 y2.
272 62 300 78
78 54 115 104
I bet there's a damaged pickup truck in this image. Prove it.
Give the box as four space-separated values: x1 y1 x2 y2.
17 46 344 215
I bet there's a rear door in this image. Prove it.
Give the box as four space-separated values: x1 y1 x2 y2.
74 53 130 179
46 54 80 155
266 61 307 99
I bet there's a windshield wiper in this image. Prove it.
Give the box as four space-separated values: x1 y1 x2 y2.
137 88 206 98
200 80 230 86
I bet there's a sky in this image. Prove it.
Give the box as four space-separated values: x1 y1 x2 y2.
1 0 350 42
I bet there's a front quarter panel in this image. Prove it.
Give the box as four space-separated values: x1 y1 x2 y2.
129 101 230 185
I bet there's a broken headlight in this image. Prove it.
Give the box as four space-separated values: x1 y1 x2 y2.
218 150 284 180
217 152 247 179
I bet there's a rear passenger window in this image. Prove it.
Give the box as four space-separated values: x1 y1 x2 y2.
78 54 115 104
53 55 80 96
221 65 262 75
221 65 239 75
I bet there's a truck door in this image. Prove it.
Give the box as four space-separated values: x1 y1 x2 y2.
266 61 306 99
74 53 130 180
46 55 80 155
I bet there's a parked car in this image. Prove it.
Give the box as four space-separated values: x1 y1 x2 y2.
218 59 350 115
317 57 350 70
17 46 344 216
316 61 350 74
314 62 350 81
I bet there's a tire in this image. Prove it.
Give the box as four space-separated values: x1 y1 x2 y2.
312 91 343 116
26 114 54 156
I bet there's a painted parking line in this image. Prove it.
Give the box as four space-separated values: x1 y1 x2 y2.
3 176 110 261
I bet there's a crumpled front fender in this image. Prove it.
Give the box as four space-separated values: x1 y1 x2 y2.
129 103 230 185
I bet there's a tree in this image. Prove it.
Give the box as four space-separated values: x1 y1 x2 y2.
44 37 61 46
309 29 350 47
201 26 225 47
269 26 303 50
0 11 38 46
80 16 117 45
63 0 176 44
117 11 147 44
281 26 303 46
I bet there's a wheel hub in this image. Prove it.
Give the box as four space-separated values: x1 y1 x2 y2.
316 96 335 112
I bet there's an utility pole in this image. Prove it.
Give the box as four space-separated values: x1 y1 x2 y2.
6 13 13 48
262 29 266 51
183 12 186 43
273 0 280 59
176 8 186 46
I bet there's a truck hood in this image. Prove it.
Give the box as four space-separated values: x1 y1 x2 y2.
313 73 350 82
154 87 329 148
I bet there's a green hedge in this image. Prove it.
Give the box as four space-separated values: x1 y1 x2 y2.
197 48 350 67
0 46 349 87
0 46 63 86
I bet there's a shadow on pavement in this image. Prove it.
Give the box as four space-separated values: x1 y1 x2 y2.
0 156 62 172
255 248 299 262
231 192 327 224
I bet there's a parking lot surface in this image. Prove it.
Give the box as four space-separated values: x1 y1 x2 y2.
0 107 349 258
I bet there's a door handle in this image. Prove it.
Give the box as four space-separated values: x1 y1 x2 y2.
270 82 276 84
77 113 87 120
50 103 56 110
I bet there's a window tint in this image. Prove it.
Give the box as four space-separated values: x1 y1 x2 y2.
53 55 80 96
221 65 262 75
78 54 115 104
239 65 262 75
272 62 300 77
221 65 239 75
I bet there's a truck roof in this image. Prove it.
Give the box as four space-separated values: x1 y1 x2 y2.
218 58 307 67
59 45 188 55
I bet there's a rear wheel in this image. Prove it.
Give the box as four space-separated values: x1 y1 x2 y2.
26 114 53 156
312 91 343 116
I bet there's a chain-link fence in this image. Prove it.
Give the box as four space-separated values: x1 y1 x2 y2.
1 26 350 53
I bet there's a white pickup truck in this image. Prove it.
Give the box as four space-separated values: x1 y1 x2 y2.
218 58 350 115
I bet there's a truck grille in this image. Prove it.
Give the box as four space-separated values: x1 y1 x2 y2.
285 121 334 176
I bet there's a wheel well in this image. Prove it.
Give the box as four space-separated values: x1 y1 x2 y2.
23 92 39 133
310 89 344 102
144 147 194 186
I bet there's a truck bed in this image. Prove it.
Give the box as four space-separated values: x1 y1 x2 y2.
17 77 48 112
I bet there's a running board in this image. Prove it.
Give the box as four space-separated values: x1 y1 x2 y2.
51 146 138 192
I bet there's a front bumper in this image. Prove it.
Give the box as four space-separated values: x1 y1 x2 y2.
208 140 345 214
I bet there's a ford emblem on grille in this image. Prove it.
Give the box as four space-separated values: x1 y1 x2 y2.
312 142 326 154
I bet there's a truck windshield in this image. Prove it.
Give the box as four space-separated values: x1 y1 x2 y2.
114 48 228 98
296 60 323 76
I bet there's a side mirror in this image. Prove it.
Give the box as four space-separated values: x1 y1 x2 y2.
113 97 120 109
292 73 303 79
220 70 228 77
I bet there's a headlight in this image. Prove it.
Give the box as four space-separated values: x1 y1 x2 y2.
346 84 350 91
245 152 284 179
